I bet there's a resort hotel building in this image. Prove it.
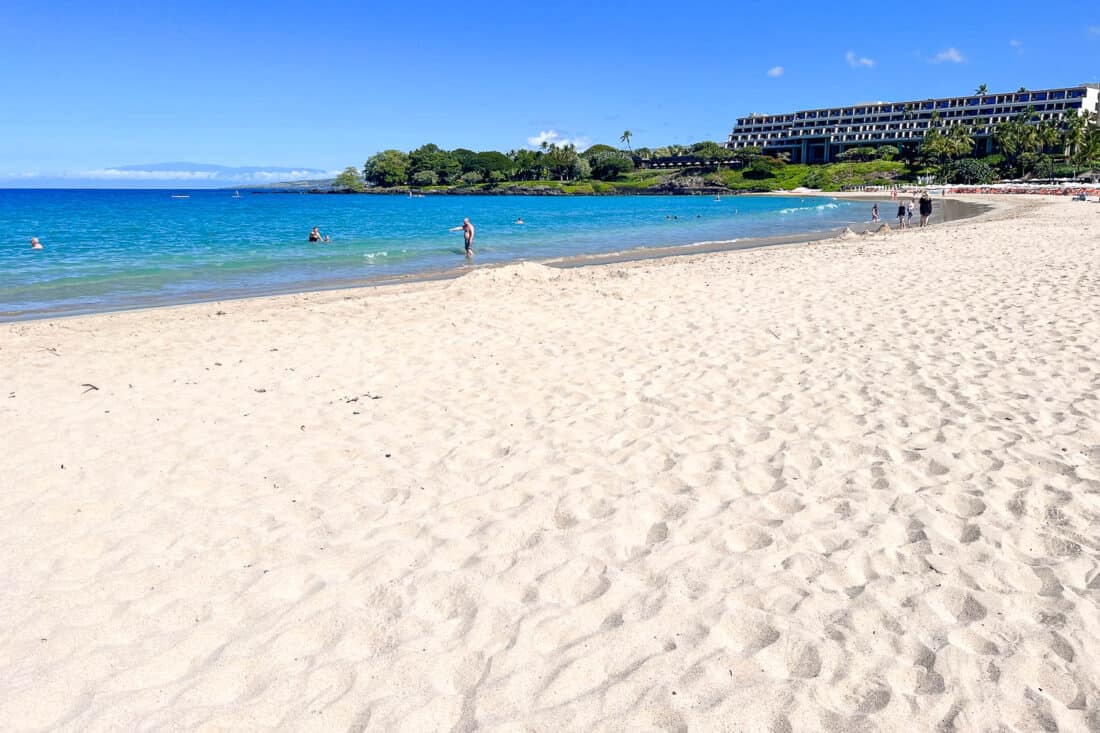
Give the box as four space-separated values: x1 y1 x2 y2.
725 84 1100 163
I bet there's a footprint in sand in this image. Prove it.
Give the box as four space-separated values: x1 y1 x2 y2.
724 525 774 552
951 493 987 518
784 640 822 679
717 614 780 656
646 521 669 545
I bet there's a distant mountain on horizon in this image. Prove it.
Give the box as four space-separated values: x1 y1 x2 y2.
0 162 338 189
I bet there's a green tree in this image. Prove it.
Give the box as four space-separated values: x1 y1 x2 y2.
944 158 996 184
975 83 988 96
590 153 634 180
876 145 899 161
923 114 974 177
544 143 580 180
620 130 633 152
994 108 1041 176
411 170 438 187
364 149 409 187
571 156 592 180
1064 112 1089 177
582 143 619 159
837 146 876 162
947 122 975 160
1037 120 1062 180
450 148 479 173
509 149 545 180
690 141 734 165
408 143 461 184
470 151 515 177
334 165 365 191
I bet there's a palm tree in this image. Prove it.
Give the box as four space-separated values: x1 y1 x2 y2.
620 130 633 153
1037 120 1062 180
948 122 975 160
1063 113 1089 178
975 83 988 96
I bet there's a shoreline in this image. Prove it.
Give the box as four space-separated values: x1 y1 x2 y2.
1 196 992 324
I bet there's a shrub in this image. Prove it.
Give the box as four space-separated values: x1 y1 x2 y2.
460 171 484 185
411 170 438 186
944 159 996 184
590 154 634 180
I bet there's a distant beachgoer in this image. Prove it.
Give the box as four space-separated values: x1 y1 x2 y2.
309 226 323 242
919 193 933 227
907 199 915 227
450 218 475 257
516 217 524 224
30 237 42 250
871 204 879 222
896 202 906 227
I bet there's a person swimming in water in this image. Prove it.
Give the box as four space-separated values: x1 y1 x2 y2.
30 237 43 250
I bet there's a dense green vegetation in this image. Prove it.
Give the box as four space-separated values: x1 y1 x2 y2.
329 106 1100 195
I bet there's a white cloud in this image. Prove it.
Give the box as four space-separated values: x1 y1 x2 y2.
766 65 784 78
1009 39 1021 48
526 129 592 150
933 47 965 63
845 51 875 69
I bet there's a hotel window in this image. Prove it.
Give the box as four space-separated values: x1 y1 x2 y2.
1033 92 1048 101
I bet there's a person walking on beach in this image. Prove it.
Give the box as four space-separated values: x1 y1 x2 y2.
919 193 933 227
30 237 42 250
450 218 475 257
896 201 906 227
906 199 915 228
871 203 879 222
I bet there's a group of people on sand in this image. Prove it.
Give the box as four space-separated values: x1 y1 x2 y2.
872 193 933 229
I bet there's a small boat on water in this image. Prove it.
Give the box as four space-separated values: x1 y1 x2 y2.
232 190 241 198
714 194 721 202
170 194 190 199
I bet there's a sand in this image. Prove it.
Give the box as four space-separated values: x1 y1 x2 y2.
2 196 1099 732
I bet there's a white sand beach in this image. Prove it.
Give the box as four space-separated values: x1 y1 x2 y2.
2 196 1099 732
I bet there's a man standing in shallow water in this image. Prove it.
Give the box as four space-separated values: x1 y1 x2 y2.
450 218 475 258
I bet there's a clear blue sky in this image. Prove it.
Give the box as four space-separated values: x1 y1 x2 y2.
2 0 1098 185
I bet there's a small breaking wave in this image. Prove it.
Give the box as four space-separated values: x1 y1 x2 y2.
776 202 840 215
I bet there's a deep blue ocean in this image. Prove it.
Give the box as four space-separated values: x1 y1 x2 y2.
0 189 871 319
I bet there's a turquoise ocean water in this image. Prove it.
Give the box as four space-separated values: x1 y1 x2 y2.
0 190 871 319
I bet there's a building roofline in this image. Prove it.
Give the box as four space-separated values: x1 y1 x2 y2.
736 84 1092 122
